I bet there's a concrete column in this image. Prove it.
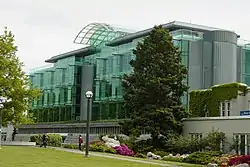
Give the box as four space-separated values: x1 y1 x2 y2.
239 134 241 155
67 87 72 104
80 64 94 121
44 92 48 106
245 134 248 155
59 107 61 121
55 89 60 106
220 103 222 117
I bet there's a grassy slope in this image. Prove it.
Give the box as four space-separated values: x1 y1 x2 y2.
0 146 164 167
89 151 204 167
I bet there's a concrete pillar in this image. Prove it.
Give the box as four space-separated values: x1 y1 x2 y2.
67 86 72 104
80 64 94 121
238 134 241 155
245 134 248 155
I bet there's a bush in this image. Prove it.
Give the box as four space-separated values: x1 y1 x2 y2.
134 153 147 158
123 137 153 154
105 147 117 154
30 135 40 145
153 150 170 157
90 140 104 146
89 144 106 152
165 136 202 154
30 134 62 147
162 156 184 162
164 131 226 154
183 151 221 165
228 155 250 166
114 144 135 156
63 144 83 150
212 154 235 166
47 134 63 147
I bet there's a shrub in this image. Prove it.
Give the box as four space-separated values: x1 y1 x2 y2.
212 154 235 166
114 144 135 156
134 153 147 158
165 136 202 154
162 156 184 162
47 134 62 147
89 144 106 152
90 140 104 146
228 155 250 166
105 147 117 154
30 135 40 145
30 134 62 147
63 144 82 150
183 151 221 165
202 131 226 152
153 150 170 157
123 138 153 154
63 144 76 149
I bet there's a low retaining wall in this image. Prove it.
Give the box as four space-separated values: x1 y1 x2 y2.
1 141 36 146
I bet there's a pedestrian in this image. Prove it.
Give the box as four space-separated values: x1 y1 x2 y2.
40 134 47 148
78 135 83 151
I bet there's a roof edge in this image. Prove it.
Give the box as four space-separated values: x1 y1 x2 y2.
106 21 237 47
45 46 99 63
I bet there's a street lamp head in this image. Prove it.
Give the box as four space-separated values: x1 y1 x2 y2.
85 91 93 99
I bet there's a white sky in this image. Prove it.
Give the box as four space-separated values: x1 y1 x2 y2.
1 0 250 72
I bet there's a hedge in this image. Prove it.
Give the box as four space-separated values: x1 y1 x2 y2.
30 134 62 147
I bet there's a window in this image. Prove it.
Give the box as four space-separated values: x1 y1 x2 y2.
190 133 202 141
220 101 231 117
228 102 231 116
222 102 225 116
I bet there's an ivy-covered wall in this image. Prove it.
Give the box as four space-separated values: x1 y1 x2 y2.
189 82 248 117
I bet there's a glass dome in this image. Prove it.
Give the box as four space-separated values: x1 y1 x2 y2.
73 23 131 47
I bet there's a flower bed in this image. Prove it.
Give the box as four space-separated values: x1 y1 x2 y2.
101 135 134 156
228 155 250 166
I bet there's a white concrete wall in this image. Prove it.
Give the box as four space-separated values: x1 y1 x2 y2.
182 116 250 154
221 92 250 116
1 124 14 141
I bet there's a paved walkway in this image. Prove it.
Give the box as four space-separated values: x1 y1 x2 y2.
52 147 183 167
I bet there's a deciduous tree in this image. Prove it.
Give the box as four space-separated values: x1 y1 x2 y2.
0 28 40 126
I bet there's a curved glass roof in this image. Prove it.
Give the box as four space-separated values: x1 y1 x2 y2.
73 23 131 46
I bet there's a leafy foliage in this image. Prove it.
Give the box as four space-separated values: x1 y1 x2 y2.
162 156 184 162
165 131 226 154
30 134 62 147
120 25 189 148
189 82 248 117
202 131 226 152
134 153 147 158
0 28 40 126
63 144 82 150
183 151 221 165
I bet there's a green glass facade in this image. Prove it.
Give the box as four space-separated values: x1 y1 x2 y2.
33 21 250 123
241 45 250 85
29 23 196 123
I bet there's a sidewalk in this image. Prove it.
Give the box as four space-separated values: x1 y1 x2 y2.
52 147 183 167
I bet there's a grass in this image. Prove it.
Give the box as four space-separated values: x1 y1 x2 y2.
0 146 164 167
90 151 204 167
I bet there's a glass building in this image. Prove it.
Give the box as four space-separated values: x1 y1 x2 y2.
29 21 249 123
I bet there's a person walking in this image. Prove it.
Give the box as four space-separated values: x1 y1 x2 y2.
40 134 47 148
78 135 83 151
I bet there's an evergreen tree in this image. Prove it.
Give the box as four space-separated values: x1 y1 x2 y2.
0 28 40 126
121 25 189 148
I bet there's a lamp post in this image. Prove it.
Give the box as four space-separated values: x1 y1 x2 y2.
85 91 93 158
0 96 7 149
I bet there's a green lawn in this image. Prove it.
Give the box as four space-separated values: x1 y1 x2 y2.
91 151 204 167
0 146 164 167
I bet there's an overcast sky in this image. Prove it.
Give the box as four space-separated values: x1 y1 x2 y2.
1 0 250 72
